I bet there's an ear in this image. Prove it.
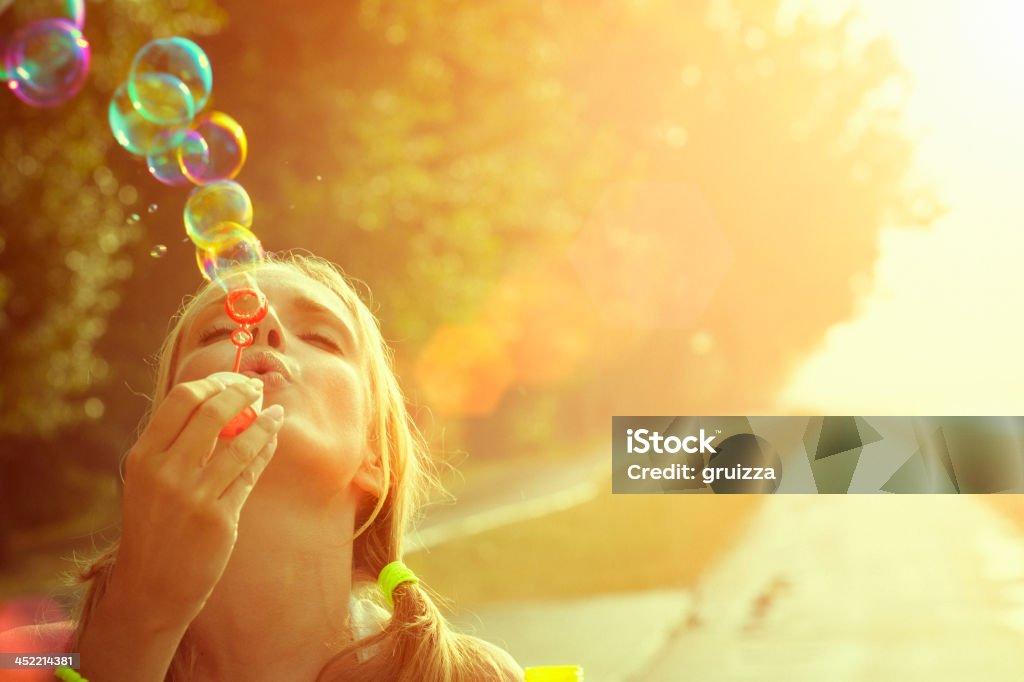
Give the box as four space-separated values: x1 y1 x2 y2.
352 448 385 500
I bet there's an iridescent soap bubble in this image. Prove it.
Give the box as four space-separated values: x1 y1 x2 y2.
150 244 167 258
184 180 254 248
129 38 211 116
146 133 208 186
127 71 193 126
146 149 188 186
194 223 265 285
109 79 187 156
179 111 247 183
5 18 90 107
66 0 85 29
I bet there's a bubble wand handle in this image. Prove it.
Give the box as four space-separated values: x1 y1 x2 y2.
232 343 245 373
226 317 256 372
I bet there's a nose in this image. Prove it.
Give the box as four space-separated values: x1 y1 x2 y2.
251 306 286 351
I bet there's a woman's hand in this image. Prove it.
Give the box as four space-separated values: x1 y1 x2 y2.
112 374 285 630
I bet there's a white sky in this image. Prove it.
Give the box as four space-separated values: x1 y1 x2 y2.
777 0 1024 414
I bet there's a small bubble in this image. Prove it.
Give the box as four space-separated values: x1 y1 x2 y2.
127 213 141 223
148 203 158 213
182 237 189 242
150 244 168 258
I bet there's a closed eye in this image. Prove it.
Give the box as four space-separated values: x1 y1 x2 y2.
301 332 342 352
198 326 232 344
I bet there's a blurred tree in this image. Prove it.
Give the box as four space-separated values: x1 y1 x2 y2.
550 0 941 435
0 0 936 553
0 0 226 566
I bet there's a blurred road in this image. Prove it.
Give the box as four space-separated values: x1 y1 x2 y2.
450 493 1024 680
410 449 607 551
636 495 1024 681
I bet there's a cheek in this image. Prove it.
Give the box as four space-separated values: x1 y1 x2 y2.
325 369 367 421
294 366 368 430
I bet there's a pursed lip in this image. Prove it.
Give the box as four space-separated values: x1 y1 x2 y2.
240 369 289 390
239 350 293 386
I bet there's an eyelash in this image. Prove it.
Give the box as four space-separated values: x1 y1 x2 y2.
198 326 342 352
303 332 342 352
197 326 232 343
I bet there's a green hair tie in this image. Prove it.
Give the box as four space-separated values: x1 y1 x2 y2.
378 560 419 607
55 667 89 682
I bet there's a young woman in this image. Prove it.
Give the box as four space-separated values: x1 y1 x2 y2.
1 253 523 681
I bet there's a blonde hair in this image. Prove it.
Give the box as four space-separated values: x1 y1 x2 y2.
67 252 519 681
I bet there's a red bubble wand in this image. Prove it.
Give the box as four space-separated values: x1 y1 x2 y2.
224 286 268 371
216 286 269 438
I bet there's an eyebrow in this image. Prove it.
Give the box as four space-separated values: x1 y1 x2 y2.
189 293 358 354
292 296 358 354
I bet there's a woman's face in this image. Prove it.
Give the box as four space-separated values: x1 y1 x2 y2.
172 266 378 499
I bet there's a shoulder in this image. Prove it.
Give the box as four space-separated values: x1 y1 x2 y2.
0 620 75 652
470 636 525 681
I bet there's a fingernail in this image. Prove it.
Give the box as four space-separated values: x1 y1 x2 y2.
248 377 264 391
263 404 284 421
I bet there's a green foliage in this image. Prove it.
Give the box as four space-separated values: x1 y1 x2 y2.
0 0 937 530
0 0 225 438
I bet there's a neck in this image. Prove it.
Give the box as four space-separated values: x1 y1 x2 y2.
188 483 359 682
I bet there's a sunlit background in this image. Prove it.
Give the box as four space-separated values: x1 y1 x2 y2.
3 0 1024 677
780 0 1024 414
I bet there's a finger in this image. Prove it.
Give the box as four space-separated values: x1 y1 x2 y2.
218 434 279 508
134 376 227 459
169 379 265 469
199 404 285 498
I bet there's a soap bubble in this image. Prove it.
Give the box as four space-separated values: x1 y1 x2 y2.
146 133 207 186
5 18 90 107
150 244 167 258
66 0 85 29
146 148 190 185
127 71 193 126
184 180 253 248
127 213 140 223
179 111 247 183
109 80 187 156
129 37 211 115
194 223 265 285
